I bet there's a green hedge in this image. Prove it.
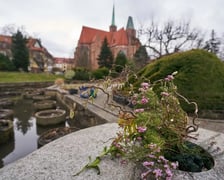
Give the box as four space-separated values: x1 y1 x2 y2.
131 49 224 112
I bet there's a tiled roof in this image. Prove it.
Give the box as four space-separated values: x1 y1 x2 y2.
0 35 12 44
78 26 128 46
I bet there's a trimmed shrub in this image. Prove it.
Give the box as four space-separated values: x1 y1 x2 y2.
131 49 224 112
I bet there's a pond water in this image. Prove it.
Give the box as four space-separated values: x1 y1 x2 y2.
0 97 71 169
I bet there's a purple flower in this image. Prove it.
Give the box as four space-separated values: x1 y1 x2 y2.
148 154 156 158
165 74 174 81
153 169 163 178
165 168 173 177
143 161 154 167
171 162 178 169
159 156 166 161
134 108 144 113
137 126 147 133
141 96 149 104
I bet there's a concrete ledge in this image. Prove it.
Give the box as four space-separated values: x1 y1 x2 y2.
0 123 135 180
1 123 224 180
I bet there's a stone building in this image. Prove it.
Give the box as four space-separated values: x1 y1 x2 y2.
74 6 141 70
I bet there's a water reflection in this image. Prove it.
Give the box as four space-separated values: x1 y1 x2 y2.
0 95 107 169
0 132 15 168
13 99 33 134
0 97 67 169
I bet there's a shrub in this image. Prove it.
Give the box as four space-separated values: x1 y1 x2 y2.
64 70 75 81
131 49 224 113
92 67 109 79
73 67 90 81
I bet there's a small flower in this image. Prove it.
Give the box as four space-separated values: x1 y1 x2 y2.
141 96 149 104
159 156 166 161
131 100 137 105
148 154 156 159
171 162 178 169
137 126 147 133
165 168 173 177
141 82 149 89
165 74 174 81
143 161 154 167
153 169 163 178
138 87 146 92
161 92 169 96
134 108 144 113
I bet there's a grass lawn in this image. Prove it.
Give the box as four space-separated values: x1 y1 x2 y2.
0 71 63 83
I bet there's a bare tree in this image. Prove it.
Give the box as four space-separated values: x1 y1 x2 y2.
138 20 204 59
203 29 221 55
0 24 28 36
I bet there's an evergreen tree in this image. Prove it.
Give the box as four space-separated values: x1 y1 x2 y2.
133 45 148 70
11 30 29 71
97 37 113 69
0 53 15 71
114 51 128 73
204 30 221 55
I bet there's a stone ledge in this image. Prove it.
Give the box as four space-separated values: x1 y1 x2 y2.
0 123 224 180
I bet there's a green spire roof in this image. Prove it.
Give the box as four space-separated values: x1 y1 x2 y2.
111 4 115 26
126 16 135 29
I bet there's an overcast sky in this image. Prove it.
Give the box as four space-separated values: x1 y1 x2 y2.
1 0 224 58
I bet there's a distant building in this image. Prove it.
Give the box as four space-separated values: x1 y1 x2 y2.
74 5 141 70
53 57 75 72
0 35 12 58
0 35 53 72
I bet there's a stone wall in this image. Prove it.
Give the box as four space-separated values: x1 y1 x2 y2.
0 82 53 97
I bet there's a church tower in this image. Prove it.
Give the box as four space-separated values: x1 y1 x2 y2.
109 4 117 32
126 16 136 44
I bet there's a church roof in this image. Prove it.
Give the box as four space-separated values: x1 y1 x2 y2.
78 26 129 46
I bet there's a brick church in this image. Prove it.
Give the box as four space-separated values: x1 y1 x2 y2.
74 5 141 70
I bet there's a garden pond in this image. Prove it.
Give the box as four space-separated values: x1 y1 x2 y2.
0 96 89 169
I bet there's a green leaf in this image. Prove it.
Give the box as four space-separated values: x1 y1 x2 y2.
73 156 101 176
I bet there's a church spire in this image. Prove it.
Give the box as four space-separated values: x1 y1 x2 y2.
111 4 115 26
109 3 117 32
126 16 135 29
